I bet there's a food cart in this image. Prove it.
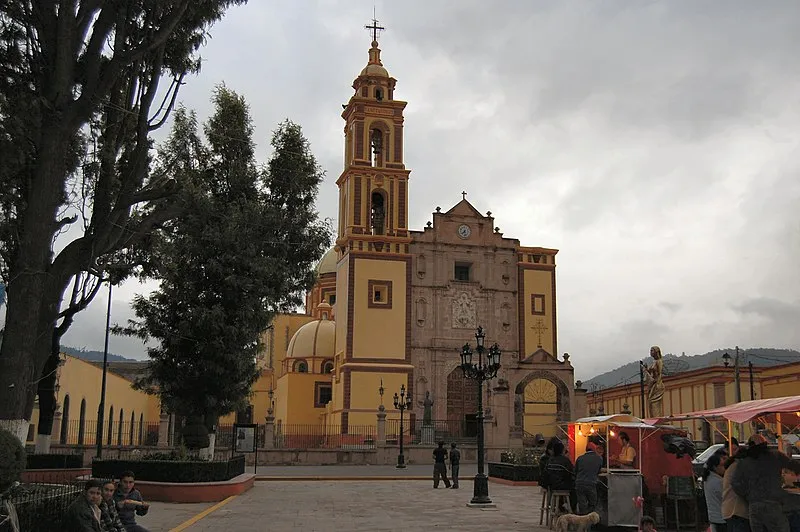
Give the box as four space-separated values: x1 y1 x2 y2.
564 414 694 528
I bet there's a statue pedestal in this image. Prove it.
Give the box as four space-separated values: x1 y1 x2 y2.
421 425 435 445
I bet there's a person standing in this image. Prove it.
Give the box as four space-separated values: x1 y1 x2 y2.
64 479 104 532
732 434 800 532
722 451 751 532
574 443 603 515
114 470 151 532
433 441 451 488
449 442 461 489
613 432 637 469
702 452 727 532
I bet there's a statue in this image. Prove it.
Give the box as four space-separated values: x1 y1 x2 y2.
423 391 433 425
513 394 524 428
643 345 665 418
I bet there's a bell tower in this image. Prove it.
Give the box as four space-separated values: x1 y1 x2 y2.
332 19 413 433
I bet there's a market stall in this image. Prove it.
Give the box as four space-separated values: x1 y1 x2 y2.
564 415 694 528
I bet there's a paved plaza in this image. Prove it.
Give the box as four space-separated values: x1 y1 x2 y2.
141 478 548 531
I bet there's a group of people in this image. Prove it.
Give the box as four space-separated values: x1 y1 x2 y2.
702 434 800 532
64 470 150 532
432 441 460 489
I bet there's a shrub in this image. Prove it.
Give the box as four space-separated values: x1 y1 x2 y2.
92 455 245 483
0 428 26 490
500 448 542 466
182 420 210 450
26 453 84 470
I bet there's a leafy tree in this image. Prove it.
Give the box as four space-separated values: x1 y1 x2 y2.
0 0 247 443
119 88 330 439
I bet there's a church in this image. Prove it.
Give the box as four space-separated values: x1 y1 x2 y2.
259 29 580 446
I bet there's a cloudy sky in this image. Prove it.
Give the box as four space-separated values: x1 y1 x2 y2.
59 0 800 381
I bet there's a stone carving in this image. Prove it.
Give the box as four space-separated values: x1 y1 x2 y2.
423 391 433 425
451 292 476 329
415 298 427 327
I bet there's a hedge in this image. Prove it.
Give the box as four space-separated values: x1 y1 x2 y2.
0 429 25 490
26 453 84 470
92 454 246 483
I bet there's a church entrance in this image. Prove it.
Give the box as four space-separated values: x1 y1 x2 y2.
446 367 479 437
522 379 558 438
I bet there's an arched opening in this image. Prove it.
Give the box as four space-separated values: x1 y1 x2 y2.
60 394 70 444
118 408 125 445
294 360 308 373
446 367 479 438
322 360 334 374
370 191 386 235
375 87 383 101
78 399 86 445
107 406 114 445
514 371 571 438
370 128 383 166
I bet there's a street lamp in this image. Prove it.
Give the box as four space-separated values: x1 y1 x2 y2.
460 325 501 507
393 384 413 469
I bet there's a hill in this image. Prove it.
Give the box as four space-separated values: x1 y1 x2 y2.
60 345 136 363
582 348 800 390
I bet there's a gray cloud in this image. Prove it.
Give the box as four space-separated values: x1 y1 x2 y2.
55 1 800 380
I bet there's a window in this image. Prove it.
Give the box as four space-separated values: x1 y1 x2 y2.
322 361 334 374
370 191 385 234
315 382 333 408
531 294 546 316
368 280 393 308
329 294 336 305
295 360 308 373
454 262 471 281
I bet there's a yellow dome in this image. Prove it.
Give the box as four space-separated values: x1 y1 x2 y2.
317 247 337 275
360 63 389 77
286 316 336 360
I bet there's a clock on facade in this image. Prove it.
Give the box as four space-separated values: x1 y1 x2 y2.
457 224 471 239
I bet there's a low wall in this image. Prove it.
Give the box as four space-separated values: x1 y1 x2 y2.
247 446 504 466
136 473 255 503
21 468 91 483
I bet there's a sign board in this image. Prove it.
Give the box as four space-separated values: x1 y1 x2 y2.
233 423 257 453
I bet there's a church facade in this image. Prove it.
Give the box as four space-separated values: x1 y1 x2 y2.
262 35 580 446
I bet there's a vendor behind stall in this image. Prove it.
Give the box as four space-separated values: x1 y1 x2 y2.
612 431 637 469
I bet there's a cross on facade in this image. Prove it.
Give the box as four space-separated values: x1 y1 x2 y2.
365 15 385 42
461 191 467 200
531 318 548 348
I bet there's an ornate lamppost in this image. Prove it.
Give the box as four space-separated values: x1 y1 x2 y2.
393 384 412 469
460 326 501 506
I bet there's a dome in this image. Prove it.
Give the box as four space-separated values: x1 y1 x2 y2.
360 63 389 77
317 247 337 275
286 315 335 360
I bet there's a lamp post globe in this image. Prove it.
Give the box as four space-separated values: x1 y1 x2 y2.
460 325 501 507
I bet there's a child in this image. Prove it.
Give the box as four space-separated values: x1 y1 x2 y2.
640 515 657 532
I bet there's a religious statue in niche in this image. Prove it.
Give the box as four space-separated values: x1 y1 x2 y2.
451 292 476 329
513 394 524 428
642 345 665 418
423 391 434 426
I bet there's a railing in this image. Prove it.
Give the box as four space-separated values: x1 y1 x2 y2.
385 419 477 445
55 419 160 447
273 424 376 450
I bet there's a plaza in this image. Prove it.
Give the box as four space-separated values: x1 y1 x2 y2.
143 476 548 531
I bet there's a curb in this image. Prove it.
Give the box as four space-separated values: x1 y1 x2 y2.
255 476 467 482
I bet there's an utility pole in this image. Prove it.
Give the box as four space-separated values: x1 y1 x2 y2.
639 361 646 418
748 361 755 400
733 346 742 440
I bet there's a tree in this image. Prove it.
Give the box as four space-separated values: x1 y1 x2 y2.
119 88 330 452
0 0 247 442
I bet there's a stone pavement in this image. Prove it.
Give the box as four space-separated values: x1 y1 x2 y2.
144 480 548 531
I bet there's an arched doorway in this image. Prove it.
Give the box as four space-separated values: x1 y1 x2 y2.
446 367 479 437
514 371 571 439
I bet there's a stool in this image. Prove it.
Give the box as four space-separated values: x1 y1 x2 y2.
549 490 572 529
539 488 551 526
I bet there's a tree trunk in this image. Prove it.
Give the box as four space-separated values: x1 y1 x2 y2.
35 333 63 454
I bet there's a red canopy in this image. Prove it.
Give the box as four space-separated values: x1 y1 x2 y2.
657 395 800 424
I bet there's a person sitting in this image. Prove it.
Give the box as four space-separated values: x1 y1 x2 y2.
99 479 126 532
114 470 151 532
542 439 577 513
64 479 103 532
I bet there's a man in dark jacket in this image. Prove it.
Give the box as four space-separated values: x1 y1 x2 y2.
64 479 103 532
433 441 451 488
731 434 800 532
449 442 461 489
543 439 577 512
114 470 150 532
574 443 604 515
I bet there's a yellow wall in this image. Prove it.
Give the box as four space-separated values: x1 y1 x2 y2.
521 268 555 356
352 258 407 360
274 372 331 426
348 371 408 413
29 355 160 445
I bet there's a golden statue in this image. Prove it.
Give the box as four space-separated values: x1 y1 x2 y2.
643 345 664 418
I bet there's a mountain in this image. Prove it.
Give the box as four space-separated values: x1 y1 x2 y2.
61 345 137 363
582 348 800 390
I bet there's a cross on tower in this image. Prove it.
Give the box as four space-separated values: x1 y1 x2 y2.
531 318 548 348
365 12 385 42
461 191 467 200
